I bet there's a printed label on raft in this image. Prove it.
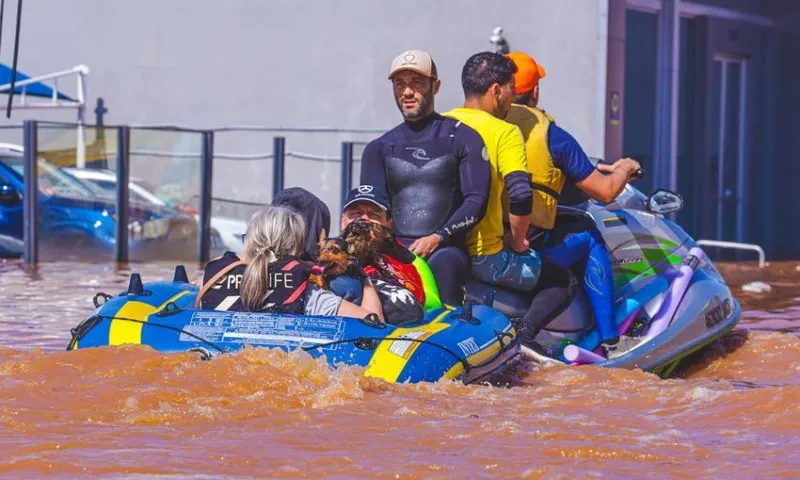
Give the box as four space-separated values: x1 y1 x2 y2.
457 337 480 356
180 311 346 349
388 330 428 359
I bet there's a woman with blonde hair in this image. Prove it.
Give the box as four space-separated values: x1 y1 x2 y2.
197 205 384 321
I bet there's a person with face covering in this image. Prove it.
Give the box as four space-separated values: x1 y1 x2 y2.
359 49 491 306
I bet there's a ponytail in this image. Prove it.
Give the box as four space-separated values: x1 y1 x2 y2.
240 247 275 311
238 205 306 311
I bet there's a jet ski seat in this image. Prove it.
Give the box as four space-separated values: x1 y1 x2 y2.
463 275 595 340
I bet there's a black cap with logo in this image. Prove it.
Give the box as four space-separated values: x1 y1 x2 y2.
342 185 391 212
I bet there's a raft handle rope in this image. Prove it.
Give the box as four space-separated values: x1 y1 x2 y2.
92 292 113 308
68 315 103 350
358 312 386 329
67 314 227 354
155 301 183 318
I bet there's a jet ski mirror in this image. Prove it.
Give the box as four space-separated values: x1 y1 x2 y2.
646 189 683 214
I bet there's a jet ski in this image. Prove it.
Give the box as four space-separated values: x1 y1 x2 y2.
464 162 741 378
67 268 521 386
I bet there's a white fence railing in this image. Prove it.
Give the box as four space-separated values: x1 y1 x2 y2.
696 240 766 267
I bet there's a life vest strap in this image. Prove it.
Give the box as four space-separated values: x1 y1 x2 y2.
531 181 560 200
195 260 247 309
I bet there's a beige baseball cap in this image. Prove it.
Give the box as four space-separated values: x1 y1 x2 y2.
388 50 438 79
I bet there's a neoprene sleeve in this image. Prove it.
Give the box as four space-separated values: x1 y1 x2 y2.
505 171 533 216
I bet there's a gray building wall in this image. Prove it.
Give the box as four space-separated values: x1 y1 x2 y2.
0 0 608 215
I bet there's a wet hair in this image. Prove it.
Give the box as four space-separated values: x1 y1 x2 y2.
513 90 534 106
240 206 305 311
461 51 516 98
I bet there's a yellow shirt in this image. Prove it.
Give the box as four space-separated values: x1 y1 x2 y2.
444 107 528 256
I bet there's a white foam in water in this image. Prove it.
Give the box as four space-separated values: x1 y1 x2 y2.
742 281 772 293
683 386 726 404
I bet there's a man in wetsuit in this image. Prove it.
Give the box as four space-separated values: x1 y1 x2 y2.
360 49 490 305
504 52 642 350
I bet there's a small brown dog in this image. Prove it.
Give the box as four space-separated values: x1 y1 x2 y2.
340 220 395 266
308 237 364 289
340 220 415 280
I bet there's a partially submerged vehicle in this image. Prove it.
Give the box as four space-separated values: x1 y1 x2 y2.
64 167 244 253
0 144 218 261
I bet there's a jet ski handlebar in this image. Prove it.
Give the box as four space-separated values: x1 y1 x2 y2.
590 157 645 180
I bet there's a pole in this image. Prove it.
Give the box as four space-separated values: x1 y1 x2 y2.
199 131 214 264
22 119 37 263
272 136 285 198
115 126 130 263
340 142 354 209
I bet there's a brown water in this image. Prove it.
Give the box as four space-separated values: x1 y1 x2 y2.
0 259 798 478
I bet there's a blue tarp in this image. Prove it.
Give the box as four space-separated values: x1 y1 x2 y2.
0 63 73 100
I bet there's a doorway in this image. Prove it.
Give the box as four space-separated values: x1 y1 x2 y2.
709 55 747 242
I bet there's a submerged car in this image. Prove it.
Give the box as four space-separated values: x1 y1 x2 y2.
0 145 217 261
64 167 244 253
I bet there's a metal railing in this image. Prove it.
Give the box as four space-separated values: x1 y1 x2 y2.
16 121 774 268
696 239 767 267
17 121 371 264
21 120 218 264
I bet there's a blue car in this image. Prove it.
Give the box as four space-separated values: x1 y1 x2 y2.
0 148 215 261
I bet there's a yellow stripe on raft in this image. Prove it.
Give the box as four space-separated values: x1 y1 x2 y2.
363 310 451 383
108 291 190 346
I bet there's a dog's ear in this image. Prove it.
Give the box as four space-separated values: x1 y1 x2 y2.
316 229 328 255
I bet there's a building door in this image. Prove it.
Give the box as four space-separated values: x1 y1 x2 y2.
709 55 747 242
696 18 763 248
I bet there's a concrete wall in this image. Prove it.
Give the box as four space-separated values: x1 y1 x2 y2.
0 0 608 215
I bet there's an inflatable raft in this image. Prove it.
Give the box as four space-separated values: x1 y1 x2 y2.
68 268 521 385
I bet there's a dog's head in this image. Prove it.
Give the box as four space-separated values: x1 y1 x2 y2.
315 237 352 277
341 220 394 263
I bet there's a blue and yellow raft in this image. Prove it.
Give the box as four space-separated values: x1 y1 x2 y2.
69 271 521 385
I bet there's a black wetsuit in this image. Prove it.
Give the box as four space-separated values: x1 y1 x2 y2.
360 112 490 305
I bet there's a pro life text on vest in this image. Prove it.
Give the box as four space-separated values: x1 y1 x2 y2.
215 274 243 290
269 271 295 289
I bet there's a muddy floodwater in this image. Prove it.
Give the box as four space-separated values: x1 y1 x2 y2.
0 259 798 478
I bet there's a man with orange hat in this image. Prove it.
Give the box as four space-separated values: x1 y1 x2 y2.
504 51 642 351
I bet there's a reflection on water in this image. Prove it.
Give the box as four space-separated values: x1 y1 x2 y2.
0 259 798 478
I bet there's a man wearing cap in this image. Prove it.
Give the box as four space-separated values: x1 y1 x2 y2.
340 184 442 312
503 51 642 350
360 49 491 306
